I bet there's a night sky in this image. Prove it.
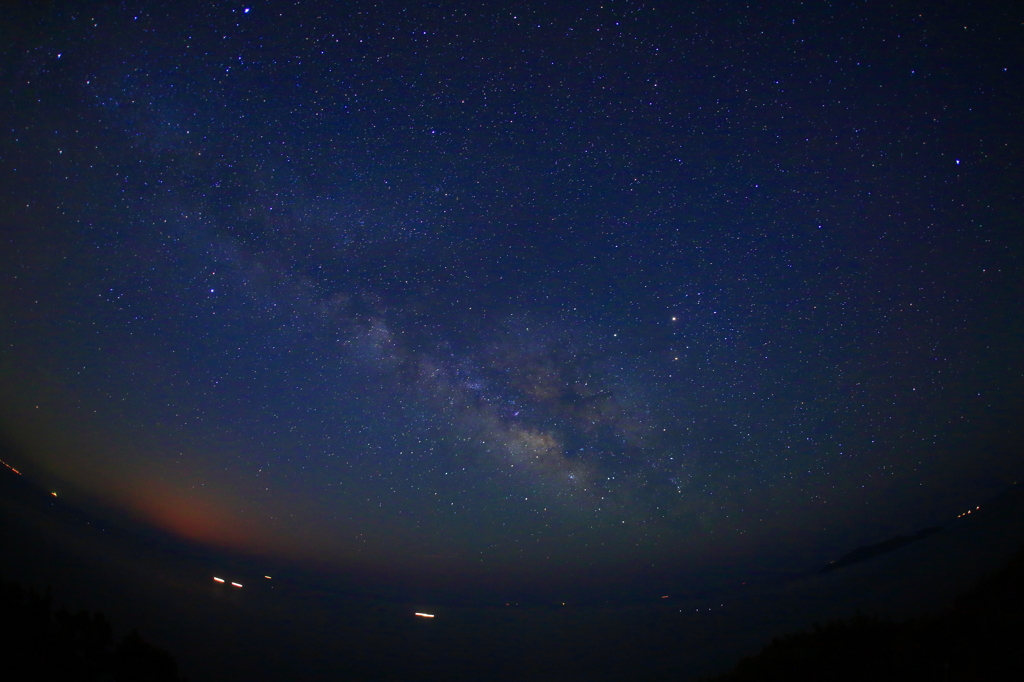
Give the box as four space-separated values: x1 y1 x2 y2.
2 0 1023 601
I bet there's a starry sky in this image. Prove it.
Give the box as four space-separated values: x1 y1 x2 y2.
1 0 1022 596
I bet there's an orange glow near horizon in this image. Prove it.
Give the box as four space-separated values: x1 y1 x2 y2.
127 484 255 550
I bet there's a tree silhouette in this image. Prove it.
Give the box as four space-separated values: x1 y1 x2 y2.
1 577 182 681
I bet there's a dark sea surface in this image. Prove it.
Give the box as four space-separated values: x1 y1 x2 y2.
3 467 1023 682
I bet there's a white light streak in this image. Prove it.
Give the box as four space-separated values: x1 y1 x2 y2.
414 612 435 618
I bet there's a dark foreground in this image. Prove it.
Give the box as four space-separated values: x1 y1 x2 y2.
4 541 1024 682
3 467 1024 681
708 543 1024 681
1 577 182 682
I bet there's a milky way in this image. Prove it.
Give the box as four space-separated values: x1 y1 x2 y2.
1 0 1022 590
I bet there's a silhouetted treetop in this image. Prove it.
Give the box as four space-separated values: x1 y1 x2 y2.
0 577 182 682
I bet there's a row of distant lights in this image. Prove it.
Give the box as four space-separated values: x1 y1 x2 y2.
212 575 273 588
0 458 22 475
211 575 435 617
957 506 980 518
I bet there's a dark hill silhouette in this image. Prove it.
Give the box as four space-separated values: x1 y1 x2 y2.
706 541 1024 681
0 576 183 682
821 526 944 573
